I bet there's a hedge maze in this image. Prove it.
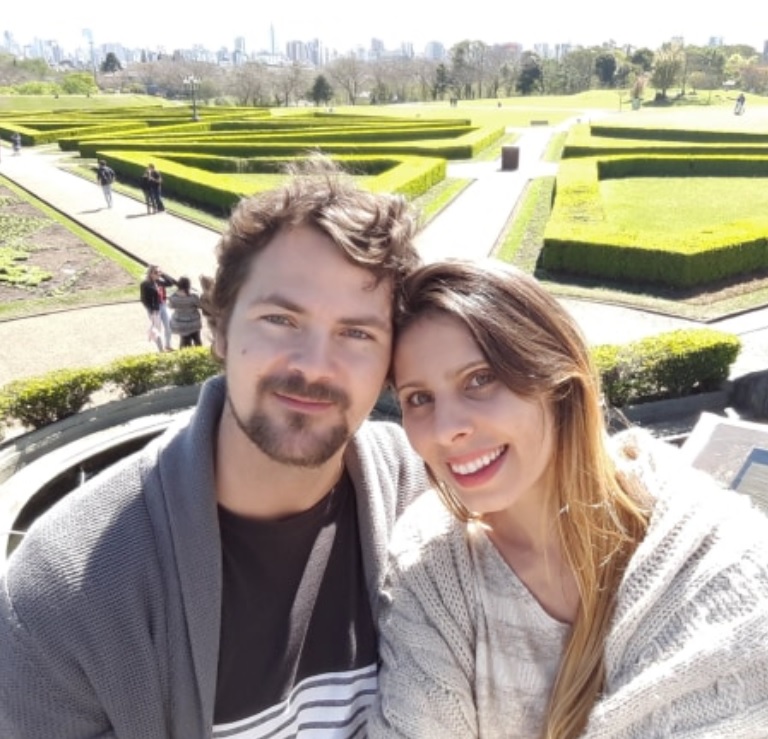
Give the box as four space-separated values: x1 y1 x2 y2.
542 122 768 289
0 105 505 215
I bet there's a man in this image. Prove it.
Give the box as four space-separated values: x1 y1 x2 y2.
0 158 427 738
96 158 116 208
146 162 165 212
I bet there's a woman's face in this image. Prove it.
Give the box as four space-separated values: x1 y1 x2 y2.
394 312 555 517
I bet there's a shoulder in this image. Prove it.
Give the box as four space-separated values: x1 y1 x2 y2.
382 491 478 630
389 490 465 567
2 449 161 629
605 431 768 690
348 420 427 505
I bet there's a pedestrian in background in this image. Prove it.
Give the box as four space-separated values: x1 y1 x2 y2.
144 163 165 213
139 264 176 352
95 159 115 208
11 132 21 155
169 276 203 348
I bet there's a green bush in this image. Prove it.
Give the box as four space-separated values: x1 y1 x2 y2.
104 347 220 397
0 331 739 432
593 329 741 407
1 367 105 429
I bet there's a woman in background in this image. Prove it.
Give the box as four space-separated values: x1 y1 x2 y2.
139 264 176 352
169 276 203 348
369 259 768 738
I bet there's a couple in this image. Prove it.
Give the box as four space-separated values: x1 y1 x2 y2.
2 159 767 738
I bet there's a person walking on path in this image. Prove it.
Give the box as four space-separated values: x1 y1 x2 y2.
169 276 203 348
11 132 21 155
139 264 176 351
0 156 428 739
95 159 115 208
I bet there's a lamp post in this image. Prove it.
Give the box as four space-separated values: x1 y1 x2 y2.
183 75 200 121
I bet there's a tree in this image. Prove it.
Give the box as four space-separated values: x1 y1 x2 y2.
309 74 333 106
230 62 271 106
100 52 122 74
273 62 310 107
594 52 617 87
433 62 451 100
516 52 543 95
60 72 98 95
651 43 685 99
327 55 368 105
630 48 655 72
560 48 597 93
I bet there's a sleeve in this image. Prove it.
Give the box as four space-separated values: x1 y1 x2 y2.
139 280 152 310
368 504 480 738
0 575 111 738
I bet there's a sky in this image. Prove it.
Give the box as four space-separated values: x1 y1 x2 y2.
4 0 765 56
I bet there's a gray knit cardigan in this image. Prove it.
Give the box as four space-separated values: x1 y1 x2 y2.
370 431 768 738
0 375 427 738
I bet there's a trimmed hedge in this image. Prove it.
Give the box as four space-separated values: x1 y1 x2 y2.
0 348 221 432
0 329 741 435
593 328 741 407
543 155 768 288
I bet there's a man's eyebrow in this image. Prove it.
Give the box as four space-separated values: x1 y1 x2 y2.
338 314 391 333
249 294 391 333
249 294 304 313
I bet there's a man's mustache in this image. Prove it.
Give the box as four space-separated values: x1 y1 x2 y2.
259 373 350 408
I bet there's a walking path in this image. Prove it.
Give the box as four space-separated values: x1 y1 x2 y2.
0 133 765 388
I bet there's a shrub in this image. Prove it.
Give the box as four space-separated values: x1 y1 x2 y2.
1 367 105 429
0 331 740 432
594 329 741 407
104 347 220 397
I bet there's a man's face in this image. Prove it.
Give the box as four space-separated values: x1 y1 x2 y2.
216 225 393 468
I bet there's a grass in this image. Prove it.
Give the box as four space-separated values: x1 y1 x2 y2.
600 177 768 235
412 178 472 225
0 93 175 113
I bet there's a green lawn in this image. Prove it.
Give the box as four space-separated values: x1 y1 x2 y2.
0 93 177 113
599 177 768 235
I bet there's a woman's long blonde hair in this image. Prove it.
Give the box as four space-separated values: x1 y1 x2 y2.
394 260 651 739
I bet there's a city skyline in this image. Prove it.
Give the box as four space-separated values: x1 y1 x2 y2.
3 0 766 58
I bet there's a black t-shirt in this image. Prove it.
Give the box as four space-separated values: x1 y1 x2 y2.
214 472 377 737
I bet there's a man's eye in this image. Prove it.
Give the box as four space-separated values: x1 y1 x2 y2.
343 328 374 340
263 315 293 326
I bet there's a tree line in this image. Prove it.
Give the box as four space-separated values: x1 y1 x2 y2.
1 39 766 105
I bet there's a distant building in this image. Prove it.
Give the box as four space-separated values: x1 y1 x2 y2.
424 41 446 61
370 38 385 59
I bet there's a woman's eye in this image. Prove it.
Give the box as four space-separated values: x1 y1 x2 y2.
404 390 432 408
468 370 495 389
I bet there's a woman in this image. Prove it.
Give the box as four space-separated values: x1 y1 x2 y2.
369 260 768 738
168 276 203 348
139 264 176 352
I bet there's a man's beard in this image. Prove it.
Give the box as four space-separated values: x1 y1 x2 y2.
228 372 352 468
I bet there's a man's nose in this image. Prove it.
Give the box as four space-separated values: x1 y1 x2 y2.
287 331 335 381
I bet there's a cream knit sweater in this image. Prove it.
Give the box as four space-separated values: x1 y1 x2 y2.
369 432 768 738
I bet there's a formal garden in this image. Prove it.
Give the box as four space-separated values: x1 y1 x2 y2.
0 91 765 436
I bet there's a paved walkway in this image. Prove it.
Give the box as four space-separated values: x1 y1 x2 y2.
0 133 765 388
